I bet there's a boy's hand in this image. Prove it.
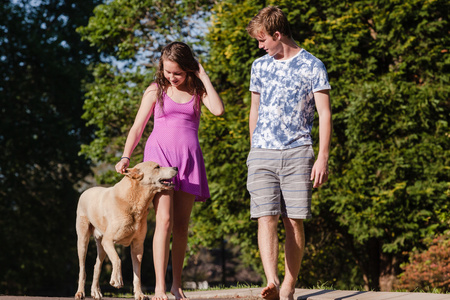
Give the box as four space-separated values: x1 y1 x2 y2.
310 157 329 188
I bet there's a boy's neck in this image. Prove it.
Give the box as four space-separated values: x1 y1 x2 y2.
274 37 301 61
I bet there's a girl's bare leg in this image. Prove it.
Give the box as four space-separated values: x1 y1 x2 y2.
152 191 173 300
170 190 195 300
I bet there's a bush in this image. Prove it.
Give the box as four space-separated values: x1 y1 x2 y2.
396 231 450 292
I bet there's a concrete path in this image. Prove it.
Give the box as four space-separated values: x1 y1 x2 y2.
185 287 450 299
2 288 450 300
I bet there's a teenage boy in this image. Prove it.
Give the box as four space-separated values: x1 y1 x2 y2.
246 6 332 300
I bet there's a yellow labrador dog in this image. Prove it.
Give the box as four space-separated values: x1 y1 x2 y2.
75 161 178 300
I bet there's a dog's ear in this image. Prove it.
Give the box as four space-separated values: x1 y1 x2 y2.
124 168 144 180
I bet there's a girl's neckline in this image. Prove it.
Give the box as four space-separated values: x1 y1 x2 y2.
164 91 195 104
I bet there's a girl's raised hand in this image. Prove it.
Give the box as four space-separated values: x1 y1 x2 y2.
194 60 225 116
196 62 207 79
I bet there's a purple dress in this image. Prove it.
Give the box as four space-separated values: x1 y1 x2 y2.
143 91 210 202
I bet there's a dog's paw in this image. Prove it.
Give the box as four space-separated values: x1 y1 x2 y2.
91 287 103 300
110 276 124 289
75 291 85 300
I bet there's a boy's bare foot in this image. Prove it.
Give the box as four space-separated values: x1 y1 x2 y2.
261 283 280 300
170 287 190 300
279 286 295 300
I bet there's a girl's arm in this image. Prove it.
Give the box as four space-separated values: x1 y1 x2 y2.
115 83 158 174
196 63 225 116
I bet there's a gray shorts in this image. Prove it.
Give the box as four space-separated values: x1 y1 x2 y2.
246 146 314 220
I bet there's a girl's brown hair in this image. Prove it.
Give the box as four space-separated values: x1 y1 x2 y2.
246 6 292 39
155 42 205 113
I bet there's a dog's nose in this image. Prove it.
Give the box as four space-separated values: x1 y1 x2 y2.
173 167 178 171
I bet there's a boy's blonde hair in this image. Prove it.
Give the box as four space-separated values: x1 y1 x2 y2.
246 6 292 39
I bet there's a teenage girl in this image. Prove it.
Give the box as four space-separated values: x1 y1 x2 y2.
115 41 224 300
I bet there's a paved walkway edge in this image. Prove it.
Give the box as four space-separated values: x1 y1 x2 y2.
2 288 450 299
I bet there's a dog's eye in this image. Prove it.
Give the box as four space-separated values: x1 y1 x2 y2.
155 165 160 169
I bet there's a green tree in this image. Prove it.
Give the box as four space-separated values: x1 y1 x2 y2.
0 0 101 295
188 0 265 281
308 0 449 290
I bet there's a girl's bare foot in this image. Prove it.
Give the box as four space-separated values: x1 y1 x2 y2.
261 283 279 300
152 290 168 300
170 287 190 300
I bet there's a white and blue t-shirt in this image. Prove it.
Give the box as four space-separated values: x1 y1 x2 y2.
249 49 331 149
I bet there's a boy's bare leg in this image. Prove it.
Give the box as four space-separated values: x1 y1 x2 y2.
279 218 305 300
258 215 281 300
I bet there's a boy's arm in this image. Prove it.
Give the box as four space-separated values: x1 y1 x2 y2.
311 90 332 188
249 92 260 146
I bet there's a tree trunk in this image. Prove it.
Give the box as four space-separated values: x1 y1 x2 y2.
362 238 399 291
366 238 381 291
379 254 399 291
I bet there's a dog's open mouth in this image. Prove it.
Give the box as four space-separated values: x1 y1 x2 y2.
159 178 174 187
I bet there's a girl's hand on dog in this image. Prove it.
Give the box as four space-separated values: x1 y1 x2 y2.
115 158 130 174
